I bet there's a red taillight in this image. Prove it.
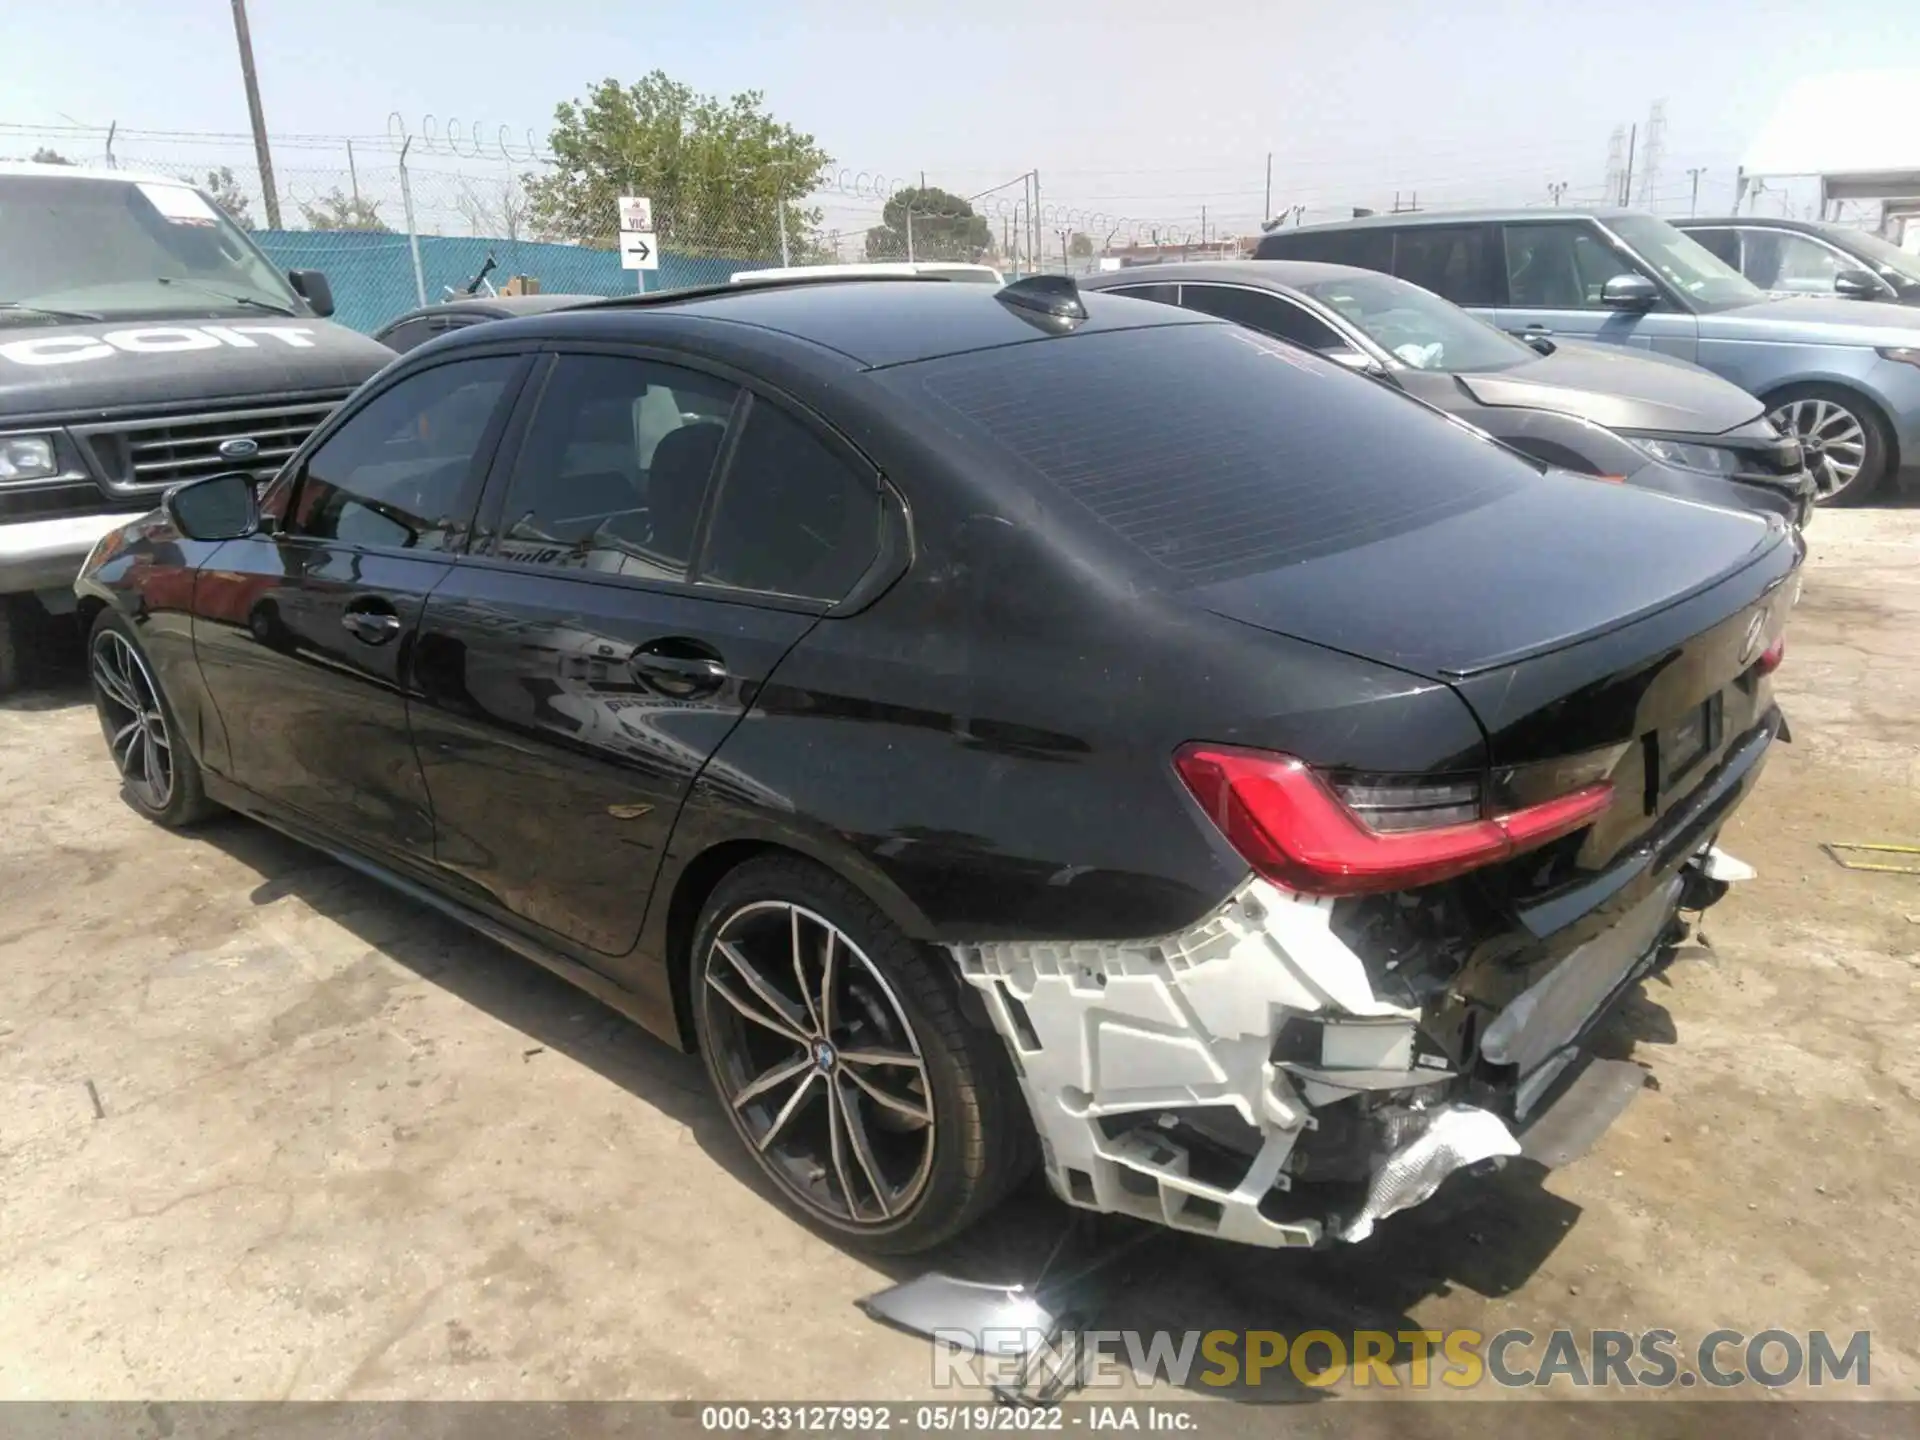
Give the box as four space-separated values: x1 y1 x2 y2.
1755 635 1785 676
1173 744 1614 897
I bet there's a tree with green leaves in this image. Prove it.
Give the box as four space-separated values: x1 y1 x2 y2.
298 188 389 233
864 187 992 263
201 167 255 227
1069 232 1094 260
31 148 73 165
525 71 831 260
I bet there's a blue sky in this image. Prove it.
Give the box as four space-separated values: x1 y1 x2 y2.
6 0 1919 238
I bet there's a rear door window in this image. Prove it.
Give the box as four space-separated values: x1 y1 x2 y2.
1501 223 1624 309
1390 226 1498 305
883 323 1530 583
1177 285 1347 350
1258 228 1394 272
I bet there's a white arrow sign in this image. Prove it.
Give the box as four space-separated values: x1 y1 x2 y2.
619 230 659 271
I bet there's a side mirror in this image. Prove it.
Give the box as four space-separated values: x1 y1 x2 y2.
1322 345 1387 376
1523 333 1557 356
163 472 259 542
288 269 335 318
1600 273 1660 311
1834 268 1882 299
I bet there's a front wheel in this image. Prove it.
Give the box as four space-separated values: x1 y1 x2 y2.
691 855 1032 1254
88 610 218 828
1766 386 1891 506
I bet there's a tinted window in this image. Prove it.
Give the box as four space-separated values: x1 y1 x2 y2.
488 354 738 581
289 356 517 550
1391 226 1496 305
1257 228 1394 272
1178 285 1345 350
1106 282 1179 305
1502 223 1627 309
888 323 1530 584
701 401 879 601
1687 228 1741 267
377 317 436 354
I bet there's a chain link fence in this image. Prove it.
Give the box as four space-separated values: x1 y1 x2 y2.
14 119 1759 336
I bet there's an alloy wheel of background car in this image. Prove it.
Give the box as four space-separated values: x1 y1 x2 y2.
700 899 936 1227
92 629 175 813
1767 388 1887 505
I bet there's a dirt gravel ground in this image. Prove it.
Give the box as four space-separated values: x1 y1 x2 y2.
1 508 1916 1410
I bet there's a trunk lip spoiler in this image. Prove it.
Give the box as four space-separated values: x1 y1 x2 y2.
1514 705 1781 944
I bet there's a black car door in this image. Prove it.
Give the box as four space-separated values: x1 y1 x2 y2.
409 349 883 961
191 352 527 861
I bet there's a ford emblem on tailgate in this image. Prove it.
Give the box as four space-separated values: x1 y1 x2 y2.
1739 612 1767 667
218 437 261 463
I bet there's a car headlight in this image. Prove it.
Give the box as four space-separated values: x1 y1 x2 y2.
1877 346 1920 369
0 434 59 484
1628 437 1742 475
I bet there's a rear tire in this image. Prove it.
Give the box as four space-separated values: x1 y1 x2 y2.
691 854 1032 1254
88 609 218 828
1766 384 1891 507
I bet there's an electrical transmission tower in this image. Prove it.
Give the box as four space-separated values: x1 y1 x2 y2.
1603 126 1626 209
1636 99 1667 207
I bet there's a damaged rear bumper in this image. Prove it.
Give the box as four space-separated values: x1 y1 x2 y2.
952 844 1748 1249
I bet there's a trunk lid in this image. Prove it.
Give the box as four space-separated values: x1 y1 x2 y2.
1195 472 1799 870
1193 472 1786 681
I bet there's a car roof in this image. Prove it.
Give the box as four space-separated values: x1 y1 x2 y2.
731 262 1004 284
1678 216 1848 238
0 159 206 188
380 293 602 326
1277 206 1650 235
470 277 1214 370
1081 259 1378 290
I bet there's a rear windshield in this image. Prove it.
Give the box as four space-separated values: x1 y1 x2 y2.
883 322 1534 583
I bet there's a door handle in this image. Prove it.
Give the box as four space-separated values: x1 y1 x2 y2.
1519 324 1554 336
341 609 403 645
630 640 727 694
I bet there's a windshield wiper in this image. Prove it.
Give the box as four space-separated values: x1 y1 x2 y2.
154 277 298 316
0 300 106 322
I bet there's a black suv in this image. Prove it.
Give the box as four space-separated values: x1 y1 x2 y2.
78 276 1794 1254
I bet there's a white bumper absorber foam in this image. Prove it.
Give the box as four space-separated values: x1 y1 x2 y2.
951 878 1516 1248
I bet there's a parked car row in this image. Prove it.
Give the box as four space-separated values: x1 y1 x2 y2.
1256 207 1920 503
76 270 1797 1254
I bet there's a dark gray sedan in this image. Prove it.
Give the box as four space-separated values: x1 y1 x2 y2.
371 293 603 353
1081 261 1814 524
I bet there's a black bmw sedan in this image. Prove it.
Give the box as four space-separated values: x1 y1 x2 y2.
75 275 1797 1254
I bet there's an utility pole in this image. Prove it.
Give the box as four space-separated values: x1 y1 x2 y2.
228 0 281 228
1031 171 1041 280
905 206 915 262
346 139 359 205
1264 152 1272 226
1620 123 1637 207
1687 167 1707 216
1201 205 1208 250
